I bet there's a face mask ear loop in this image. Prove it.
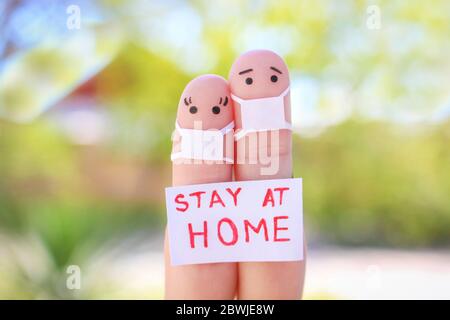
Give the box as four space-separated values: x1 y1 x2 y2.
220 121 235 134
234 129 246 141
231 94 244 104
217 121 235 163
281 86 290 97
175 120 183 132
281 87 291 129
171 121 184 161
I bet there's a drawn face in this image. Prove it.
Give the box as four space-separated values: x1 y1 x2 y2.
228 50 290 100
177 74 233 130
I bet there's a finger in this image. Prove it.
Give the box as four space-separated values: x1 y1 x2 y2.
165 74 237 299
228 49 305 299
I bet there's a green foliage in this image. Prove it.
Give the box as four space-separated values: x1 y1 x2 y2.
97 44 192 163
295 120 450 247
0 118 164 299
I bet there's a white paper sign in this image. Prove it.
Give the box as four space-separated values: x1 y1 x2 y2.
165 178 303 266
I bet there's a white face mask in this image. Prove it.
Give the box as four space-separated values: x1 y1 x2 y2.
231 86 291 140
171 121 234 163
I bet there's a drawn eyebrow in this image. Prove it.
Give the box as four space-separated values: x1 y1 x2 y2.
238 68 253 75
270 66 282 74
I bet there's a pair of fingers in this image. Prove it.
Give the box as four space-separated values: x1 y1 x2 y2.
172 49 292 184
166 50 304 300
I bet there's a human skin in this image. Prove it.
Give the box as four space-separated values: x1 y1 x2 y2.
229 50 306 299
164 74 237 299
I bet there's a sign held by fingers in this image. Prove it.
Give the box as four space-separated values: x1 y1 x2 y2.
165 178 303 266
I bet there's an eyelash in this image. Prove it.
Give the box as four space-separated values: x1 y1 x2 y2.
219 96 229 106
184 97 192 106
185 96 228 106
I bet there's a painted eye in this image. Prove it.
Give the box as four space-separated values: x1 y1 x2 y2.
245 77 253 85
271 75 278 83
189 106 198 114
212 106 221 114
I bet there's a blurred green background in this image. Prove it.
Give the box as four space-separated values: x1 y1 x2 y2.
0 0 449 299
